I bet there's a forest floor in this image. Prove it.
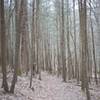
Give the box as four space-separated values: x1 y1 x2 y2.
0 72 100 100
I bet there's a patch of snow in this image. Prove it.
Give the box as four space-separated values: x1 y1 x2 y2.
0 72 100 100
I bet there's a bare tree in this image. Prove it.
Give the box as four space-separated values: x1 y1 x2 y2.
30 0 35 88
61 0 67 82
0 0 9 92
10 0 21 93
78 0 91 100
89 0 98 85
73 0 79 81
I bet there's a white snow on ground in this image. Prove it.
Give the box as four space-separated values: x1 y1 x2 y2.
0 72 100 100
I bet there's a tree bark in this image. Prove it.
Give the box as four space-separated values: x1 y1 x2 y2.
10 0 20 93
61 0 66 82
0 0 9 92
78 0 91 100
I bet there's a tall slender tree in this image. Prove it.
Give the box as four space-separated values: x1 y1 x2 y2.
0 0 9 92
10 0 21 93
61 0 67 82
78 0 90 100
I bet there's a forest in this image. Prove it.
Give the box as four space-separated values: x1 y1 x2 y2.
0 0 100 100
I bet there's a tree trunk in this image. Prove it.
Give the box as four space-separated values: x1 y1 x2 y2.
10 0 20 93
61 0 66 82
0 0 9 92
78 0 91 100
89 0 98 85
